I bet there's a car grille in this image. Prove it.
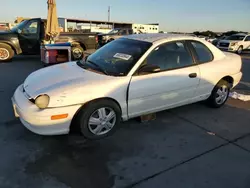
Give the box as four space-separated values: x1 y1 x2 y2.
219 43 229 47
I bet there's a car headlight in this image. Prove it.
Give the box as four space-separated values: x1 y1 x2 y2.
231 42 238 46
35 95 50 109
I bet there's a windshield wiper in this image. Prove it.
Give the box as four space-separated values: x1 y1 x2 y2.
76 60 88 69
87 60 108 75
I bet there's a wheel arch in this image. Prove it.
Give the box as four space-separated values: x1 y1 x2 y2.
70 97 122 132
73 41 86 51
221 76 234 88
70 40 86 51
79 42 86 51
0 41 17 54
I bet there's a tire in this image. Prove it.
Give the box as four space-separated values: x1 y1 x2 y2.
237 46 243 54
0 43 14 62
206 80 230 108
75 99 121 140
71 46 84 60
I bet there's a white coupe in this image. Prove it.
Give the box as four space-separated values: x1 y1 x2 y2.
12 34 242 139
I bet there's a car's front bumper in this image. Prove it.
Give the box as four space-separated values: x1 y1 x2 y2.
12 85 82 135
218 46 238 52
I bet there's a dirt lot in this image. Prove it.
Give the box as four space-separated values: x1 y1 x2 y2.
0 55 250 188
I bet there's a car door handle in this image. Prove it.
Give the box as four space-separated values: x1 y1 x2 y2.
189 73 197 78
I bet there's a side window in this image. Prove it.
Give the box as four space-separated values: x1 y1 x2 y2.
245 36 250 41
191 41 213 63
22 21 38 34
144 41 194 71
128 29 133 35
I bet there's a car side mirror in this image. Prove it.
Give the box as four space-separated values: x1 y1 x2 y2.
17 29 22 34
138 64 161 75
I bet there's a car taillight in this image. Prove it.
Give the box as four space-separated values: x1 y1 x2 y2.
96 36 98 43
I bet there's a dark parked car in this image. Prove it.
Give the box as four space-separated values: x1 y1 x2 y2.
97 28 135 47
212 36 228 46
0 18 98 62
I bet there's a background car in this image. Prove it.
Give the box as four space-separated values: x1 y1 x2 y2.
212 36 228 46
217 33 250 54
12 34 242 140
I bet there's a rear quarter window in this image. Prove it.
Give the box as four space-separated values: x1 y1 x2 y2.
190 41 213 63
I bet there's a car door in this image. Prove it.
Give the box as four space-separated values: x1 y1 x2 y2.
128 41 200 118
188 40 218 98
18 19 41 54
243 36 250 49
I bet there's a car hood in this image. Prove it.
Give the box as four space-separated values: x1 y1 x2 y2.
23 61 130 107
0 30 11 34
23 61 111 98
219 40 240 43
0 30 17 38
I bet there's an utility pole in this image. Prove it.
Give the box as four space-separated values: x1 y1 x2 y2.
108 6 110 22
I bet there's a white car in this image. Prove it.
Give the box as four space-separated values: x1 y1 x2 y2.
12 34 242 139
207 37 216 43
217 33 250 54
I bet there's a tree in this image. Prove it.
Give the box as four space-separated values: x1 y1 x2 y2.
193 30 217 38
223 30 247 36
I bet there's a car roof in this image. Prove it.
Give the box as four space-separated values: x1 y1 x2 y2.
123 33 196 43
232 33 247 36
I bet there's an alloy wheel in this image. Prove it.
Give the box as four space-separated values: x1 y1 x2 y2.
73 48 83 59
0 48 9 60
215 85 229 105
88 107 116 136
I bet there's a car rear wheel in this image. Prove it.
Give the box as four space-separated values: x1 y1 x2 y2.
207 80 230 108
0 43 14 62
237 46 243 54
71 46 84 60
75 99 121 140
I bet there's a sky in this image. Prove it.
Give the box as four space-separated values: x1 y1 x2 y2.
1 0 250 32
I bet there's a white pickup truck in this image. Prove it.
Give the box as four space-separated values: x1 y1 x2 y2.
217 33 250 54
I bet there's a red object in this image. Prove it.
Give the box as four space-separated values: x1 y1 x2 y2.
41 48 58 64
40 43 72 65
48 50 58 63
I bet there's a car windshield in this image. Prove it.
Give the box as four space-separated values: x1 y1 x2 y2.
108 29 120 34
11 20 28 32
77 38 152 76
227 35 245 41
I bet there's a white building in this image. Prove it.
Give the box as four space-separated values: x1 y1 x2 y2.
77 25 112 34
132 23 159 34
58 17 159 34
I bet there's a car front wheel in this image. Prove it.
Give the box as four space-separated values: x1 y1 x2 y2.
237 46 243 54
207 80 230 108
75 100 121 140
